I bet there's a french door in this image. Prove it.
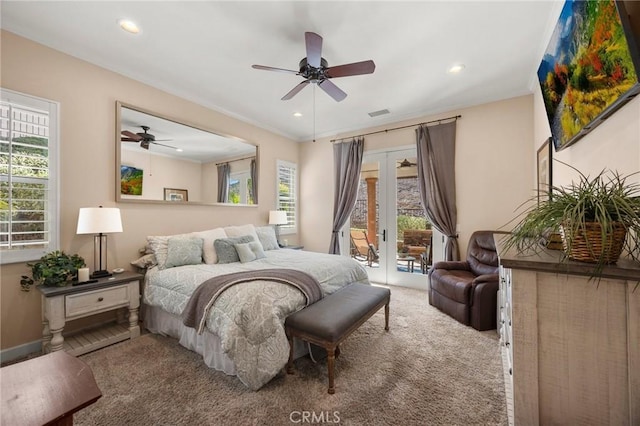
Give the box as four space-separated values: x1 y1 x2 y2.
344 148 430 289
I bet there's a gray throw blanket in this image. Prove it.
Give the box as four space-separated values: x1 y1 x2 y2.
182 268 323 334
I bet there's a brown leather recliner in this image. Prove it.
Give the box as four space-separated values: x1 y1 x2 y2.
428 230 503 331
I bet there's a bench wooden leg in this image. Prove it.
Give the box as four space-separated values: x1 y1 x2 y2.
384 302 390 331
327 346 336 394
286 331 295 374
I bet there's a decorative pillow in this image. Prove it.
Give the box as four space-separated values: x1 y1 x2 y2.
164 236 203 268
234 241 267 263
130 253 157 269
255 226 280 251
147 235 171 269
224 225 263 250
214 235 254 264
191 228 227 264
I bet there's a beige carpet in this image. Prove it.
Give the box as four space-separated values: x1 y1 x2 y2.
75 285 507 426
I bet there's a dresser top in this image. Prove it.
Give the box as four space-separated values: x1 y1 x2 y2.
495 235 640 281
38 271 143 297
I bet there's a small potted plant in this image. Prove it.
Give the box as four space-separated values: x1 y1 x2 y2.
20 251 86 291
504 164 640 277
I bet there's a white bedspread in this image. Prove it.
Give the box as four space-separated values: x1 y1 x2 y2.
143 249 368 389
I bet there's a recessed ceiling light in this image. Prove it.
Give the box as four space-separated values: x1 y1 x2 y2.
448 64 465 74
118 19 141 34
176 148 183 152
293 112 303 117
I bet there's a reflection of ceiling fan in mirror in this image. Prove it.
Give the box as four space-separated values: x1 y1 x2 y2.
121 125 179 151
397 159 417 168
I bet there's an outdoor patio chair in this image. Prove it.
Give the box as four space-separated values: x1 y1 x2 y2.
350 229 379 266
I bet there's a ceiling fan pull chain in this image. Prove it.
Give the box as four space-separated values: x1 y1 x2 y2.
313 85 316 142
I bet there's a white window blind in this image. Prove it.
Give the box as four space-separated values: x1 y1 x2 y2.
0 89 59 264
276 160 297 233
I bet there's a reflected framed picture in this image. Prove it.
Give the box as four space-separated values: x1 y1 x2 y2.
121 166 143 195
537 138 553 203
164 188 188 202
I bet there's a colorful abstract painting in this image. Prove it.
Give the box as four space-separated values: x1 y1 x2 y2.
121 166 143 195
538 0 639 150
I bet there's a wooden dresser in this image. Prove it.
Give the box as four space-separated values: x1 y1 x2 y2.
496 238 639 425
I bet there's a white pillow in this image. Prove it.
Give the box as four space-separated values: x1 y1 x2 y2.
224 225 262 249
191 228 227 264
255 226 280 251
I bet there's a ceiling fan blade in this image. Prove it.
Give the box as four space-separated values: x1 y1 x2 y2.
282 81 310 100
305 32 323 68
122 130 142 141
318 79 347 102
121 138 139 142
252 64 299 75
151 141 179 150
325 60 376 78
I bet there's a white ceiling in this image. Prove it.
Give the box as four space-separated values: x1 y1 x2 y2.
1 1 562 142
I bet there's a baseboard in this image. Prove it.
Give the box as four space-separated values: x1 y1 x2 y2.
0 340 41 364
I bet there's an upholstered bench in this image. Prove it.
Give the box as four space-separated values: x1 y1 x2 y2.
285 283 390 394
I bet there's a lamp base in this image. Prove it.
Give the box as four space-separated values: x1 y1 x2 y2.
90 270 112 279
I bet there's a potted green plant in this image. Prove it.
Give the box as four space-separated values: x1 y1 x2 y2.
20 251 86 291
504 164 640 277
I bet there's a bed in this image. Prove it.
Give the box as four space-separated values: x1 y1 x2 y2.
140 225 369 390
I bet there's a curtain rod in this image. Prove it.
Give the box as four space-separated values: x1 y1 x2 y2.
330 114 461 143
215 155 255 166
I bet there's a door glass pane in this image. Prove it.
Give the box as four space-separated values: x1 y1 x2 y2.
349 161 379 269
395 157 431 275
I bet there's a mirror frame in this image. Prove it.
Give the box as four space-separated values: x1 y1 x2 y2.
115 101 259 206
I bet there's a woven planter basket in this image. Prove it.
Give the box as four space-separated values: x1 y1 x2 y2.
560 222 627 264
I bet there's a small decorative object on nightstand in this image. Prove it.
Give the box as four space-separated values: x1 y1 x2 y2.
38 271 142 356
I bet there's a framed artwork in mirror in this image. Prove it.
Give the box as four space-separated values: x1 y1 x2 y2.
164 188 188 202
537 138 553 203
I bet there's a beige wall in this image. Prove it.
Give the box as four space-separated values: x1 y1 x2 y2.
300 95 535 258
0 31 299 351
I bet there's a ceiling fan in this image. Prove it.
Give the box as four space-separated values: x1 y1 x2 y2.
121 125 178 150
397 159 417 168
252 32 375 102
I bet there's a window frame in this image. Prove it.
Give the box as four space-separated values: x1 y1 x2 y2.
276 159 297 235
0 88 60 264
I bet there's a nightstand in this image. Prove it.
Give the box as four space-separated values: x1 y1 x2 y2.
38 271 142 356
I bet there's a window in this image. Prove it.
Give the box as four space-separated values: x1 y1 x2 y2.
0 89 59 264
228 171 254 205
276 160 297 234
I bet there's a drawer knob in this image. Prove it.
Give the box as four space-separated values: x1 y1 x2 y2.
98 297 104 302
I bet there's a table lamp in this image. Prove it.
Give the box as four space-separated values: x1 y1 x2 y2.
268 210 288 246
77 206 123 278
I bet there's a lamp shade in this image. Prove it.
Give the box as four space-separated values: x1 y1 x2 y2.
268 210 288 225
77 207 123 234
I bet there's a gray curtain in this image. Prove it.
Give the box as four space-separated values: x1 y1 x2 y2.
250 158 258 204
217 162 230 203
329 137 364 254
416 121 459 261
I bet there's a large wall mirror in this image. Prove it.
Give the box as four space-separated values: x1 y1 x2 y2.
116 102 258 206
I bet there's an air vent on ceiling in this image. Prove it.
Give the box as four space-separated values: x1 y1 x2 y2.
368 109 390 117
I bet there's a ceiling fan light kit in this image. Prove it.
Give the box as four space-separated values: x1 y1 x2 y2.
252 31 375 102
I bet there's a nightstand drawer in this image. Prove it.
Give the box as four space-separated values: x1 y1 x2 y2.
65 284 130 318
